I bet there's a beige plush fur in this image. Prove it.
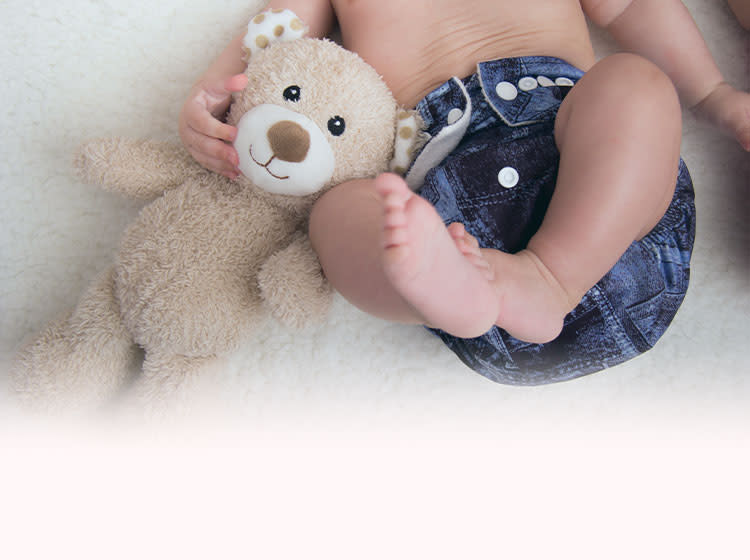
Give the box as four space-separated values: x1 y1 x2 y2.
11 35 402 411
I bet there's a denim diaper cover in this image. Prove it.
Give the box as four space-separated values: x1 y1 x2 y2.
408 56 696 386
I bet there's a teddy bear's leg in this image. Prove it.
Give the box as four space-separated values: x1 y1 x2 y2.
134 351 222 410
11 266 139 413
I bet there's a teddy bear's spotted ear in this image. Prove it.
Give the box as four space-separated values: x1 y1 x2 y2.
241 8 309 63
389 110 424 187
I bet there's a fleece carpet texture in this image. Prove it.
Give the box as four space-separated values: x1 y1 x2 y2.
1 0 748 428
1 2 748 557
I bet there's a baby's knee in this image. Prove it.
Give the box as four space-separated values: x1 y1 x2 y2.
310 178 378 232
581 53 681 138
308 177 382 262
602 53 680 111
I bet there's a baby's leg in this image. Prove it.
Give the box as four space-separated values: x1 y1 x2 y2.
310 53 681 344
309 175 500 339
728 0 750 30
524 53 682 317
480 54 682 343
311 171 575 343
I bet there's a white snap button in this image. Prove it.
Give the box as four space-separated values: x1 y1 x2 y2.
537 75 554 87
447 107 463 125
498 166 519 188
496 81 518 101
518 77 538 91
555 77 575 87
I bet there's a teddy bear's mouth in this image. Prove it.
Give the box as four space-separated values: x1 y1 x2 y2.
234 105 335 196
249 147 290 181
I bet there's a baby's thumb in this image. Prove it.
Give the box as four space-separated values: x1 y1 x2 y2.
203 74 249 109
223 73 249 93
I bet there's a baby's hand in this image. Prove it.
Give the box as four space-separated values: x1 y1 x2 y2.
693 82 750 151
178 73 249 178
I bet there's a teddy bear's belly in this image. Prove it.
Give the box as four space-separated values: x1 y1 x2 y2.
114 186 297 356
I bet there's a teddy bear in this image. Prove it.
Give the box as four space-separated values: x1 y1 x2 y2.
11 9 421 410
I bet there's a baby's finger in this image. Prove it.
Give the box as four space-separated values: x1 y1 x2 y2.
192 151 240 179
184 125 239 166
203 73 249 99
200 74 249 116
186 104 238 143
184 131 239 173
224 73 249 93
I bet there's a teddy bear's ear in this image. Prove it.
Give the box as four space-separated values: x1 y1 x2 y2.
241 8 309 63
389 110 424 186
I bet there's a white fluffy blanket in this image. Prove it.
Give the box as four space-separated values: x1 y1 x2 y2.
1 2 748 557
0 0 748 430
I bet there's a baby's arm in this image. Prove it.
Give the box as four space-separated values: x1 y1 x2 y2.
178 0 335 177
582 0 750 150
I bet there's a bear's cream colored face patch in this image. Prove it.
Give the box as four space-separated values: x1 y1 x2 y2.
234 104 335 196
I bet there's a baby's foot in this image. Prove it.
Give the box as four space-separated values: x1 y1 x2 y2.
375 173 500 338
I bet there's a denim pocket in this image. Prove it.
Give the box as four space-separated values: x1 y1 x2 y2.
428 130 559 253
464 289 638 385
625 290 685 349
620 228 691 350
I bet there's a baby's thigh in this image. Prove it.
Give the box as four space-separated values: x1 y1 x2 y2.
552 53 682 233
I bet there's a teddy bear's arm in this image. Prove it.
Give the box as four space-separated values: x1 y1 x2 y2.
258 232 333 329
74 138 206 200
389 110 423 177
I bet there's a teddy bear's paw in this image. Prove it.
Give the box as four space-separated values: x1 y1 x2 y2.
74 138 199 200
74 138 114 186
263 280 334 330
389 111 424 182
242 8 308 62
133 353 223 416
258 239 333 330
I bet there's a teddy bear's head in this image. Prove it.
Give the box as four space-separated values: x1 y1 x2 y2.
227 22 401 200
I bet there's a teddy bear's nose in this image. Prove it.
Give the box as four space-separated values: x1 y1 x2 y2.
267 120 310 163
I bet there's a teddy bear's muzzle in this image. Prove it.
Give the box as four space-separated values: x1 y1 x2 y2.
234 104 335 196
267 120 310 163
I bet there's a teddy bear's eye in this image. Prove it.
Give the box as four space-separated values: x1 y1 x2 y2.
327 116 346 137
283 85 301 102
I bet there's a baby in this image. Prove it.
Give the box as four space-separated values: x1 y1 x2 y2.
729 0 750 30
180 0 750 384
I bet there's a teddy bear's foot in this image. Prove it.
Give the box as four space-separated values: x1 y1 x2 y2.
258 233 333 329
10 267 139 414
133 351 222 413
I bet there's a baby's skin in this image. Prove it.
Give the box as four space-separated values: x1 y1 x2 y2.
728 0 750 30
181 0 750 343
